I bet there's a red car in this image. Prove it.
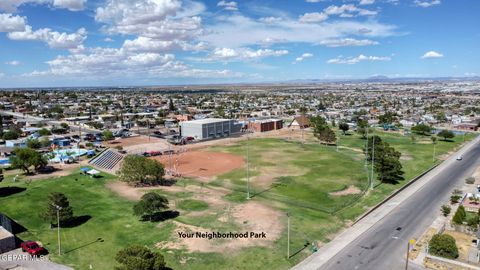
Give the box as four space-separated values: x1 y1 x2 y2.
21 241 47 256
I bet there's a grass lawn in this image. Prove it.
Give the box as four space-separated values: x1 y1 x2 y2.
0 171 175 269
0 129 475 270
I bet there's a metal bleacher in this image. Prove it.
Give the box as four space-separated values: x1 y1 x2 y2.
89 148 124 171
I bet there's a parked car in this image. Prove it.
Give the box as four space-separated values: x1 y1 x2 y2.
21 241 48 256
456 155 463 161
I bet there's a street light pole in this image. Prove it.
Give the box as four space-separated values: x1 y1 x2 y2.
432 142 436 163
52 204 62 256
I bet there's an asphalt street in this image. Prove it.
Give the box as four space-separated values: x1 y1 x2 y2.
320 140 480 270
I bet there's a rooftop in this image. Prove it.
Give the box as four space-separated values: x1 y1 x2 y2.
0 226 13 239
183 118 233 124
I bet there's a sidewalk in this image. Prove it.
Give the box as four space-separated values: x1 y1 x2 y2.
292 135 480 270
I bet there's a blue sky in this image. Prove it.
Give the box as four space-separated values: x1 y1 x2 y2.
0 0 478 87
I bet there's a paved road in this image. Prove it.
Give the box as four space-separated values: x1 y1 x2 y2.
317 139 480 270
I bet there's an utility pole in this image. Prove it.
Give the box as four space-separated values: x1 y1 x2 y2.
370 135 375 190
52 204 62 256
405 241 410 270
287 213 290 259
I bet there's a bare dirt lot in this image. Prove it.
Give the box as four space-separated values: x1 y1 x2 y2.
152 151 244 180
104 135 165 148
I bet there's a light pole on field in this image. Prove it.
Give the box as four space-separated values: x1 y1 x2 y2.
287 212 290 259
370 134 376 190
52 203 62 255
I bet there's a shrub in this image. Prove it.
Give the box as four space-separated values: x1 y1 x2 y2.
466 177 476 184
452 205 466 225
429 234 459 259
441 205 451 217
450 195 462 204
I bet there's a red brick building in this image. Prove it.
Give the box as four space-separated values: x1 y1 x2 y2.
247 119 283 132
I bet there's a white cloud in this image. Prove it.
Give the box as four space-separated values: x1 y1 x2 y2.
8 26 87 49
95 0 203 42
25 46 240 80
414 0 441 8
217 1 238 11
5 60 21 66
324 4 377 17
200 47 288 62
103 37 114 42
327 54 391 64
202 14 395 48
122 36 207 52
359 0 375 5
52 0 85 11
259 17 282 24
0 14 27 32
294 53 313 62
319 38 378 47
299 12 328 23
0 0 85 12
421 51 444 59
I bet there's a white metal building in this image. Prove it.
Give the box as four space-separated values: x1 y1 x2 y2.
180 118 242 140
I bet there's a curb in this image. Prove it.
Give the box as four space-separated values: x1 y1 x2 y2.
353 163 439 225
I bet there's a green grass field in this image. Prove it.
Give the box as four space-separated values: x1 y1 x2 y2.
0 129 475 269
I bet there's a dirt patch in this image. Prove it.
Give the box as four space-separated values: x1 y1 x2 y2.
443 230 476 262
106 181 144 201
329 185 362 196
104 135 165 148
400 154 413 161
157 201 283 253
152 151 244 181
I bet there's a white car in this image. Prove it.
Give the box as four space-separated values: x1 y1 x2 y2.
456 155 463 161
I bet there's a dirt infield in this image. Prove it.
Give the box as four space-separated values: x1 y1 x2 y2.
152 151 244 180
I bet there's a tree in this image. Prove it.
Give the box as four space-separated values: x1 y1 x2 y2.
452 205 466 225
310 116 336 144
118 155 165 186
60 123 69 130
411 124 432 136
437 130 455 141
338 123 349 135
431 135 437 144
428 234 459 259
378 112 397 125
356 119 369 139
2 131 19 140
133 192 169 221
38 128 51 136
115 245 169 270
441 205 451 217
168 98 175 112
365 136 404 183
319 127 337 145
9 147 48 174
102 130 114 141
42 192 74 226
26 139 42 149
